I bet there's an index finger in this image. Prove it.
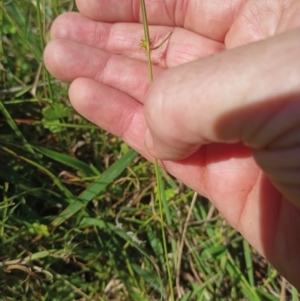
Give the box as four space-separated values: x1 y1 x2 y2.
76 0 242 41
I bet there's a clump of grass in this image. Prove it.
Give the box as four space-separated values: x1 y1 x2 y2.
0 1 298 300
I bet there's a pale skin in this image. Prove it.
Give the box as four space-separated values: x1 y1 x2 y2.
44 0 300 289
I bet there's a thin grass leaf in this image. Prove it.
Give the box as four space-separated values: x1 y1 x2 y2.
36 0 55 103
34 146 98 176
156 169 178 269
50 0 59 16
292 287 299 301
243 239 255 287
3 2 42 61
0 249 66 266
179 274 220 301
0 0 3 60
146 225 164 267
226 253 261 301
0 103 36 155
132 263 166 298
157 170 172 227
200 245 227 261
0 182 9 237
0 146 74 200
154 159 175 300
52 149 138 226
35 0 45 52
256 288 281 301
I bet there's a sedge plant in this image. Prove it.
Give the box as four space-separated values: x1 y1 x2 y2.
139 1 175 300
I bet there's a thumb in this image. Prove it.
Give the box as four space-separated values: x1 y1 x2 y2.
144 29 300 160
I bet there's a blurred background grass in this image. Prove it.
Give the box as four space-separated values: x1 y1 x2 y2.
0 1 299 300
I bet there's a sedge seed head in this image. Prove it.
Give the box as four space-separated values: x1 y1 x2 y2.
140 38 152 51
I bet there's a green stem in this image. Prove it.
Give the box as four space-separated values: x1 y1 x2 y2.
140 1 175 299
140 0 153 82
154 160 175 300
36 0 55 103
0 182 9 238
0 101 36 155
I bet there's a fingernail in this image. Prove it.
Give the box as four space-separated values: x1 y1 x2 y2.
144 129 154 151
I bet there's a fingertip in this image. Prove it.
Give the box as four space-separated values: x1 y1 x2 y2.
69 78 92 112
44 39 73 81
43 40 58 76
50 12 76 40
50 14 66 40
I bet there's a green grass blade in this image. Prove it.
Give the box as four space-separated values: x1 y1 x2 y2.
3 2 42 61
157 170 172 226
50 0 59 16
157 169 178 268
227 253 261 301
52 149 138 226
146 225 164 266
179 274 220 301
0 102 36 155
243 239 255 287
36 0 55 103
35 0 45 52
34 146 98 176
0 146 74 200
0 182 9 237
132 263 165 297
154 160 175 300
292 286 299 301
256 288 281 301
0 0 3 60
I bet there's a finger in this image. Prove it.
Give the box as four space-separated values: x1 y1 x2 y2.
69 77 258 209
75 0 241 41
69 78 148 154
144 29 300 206
144 29 300 158
50 13 224 68
44 39 160 102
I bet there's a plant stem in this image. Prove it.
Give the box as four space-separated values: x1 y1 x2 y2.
0 101 36 155
139 1 175 299
140 0 153 82
36 0 55 103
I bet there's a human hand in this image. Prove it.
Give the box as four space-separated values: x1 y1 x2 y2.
44 0 300 289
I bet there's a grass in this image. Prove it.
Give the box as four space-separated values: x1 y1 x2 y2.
0 0 299 300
